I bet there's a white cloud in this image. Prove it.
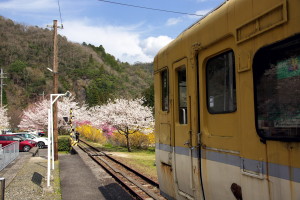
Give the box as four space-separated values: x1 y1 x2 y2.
186 9 212 20
140 36 173 57
195 9 211 16
0 0 56 11
166 9 210 26
166 17 183 26
60 20 173 64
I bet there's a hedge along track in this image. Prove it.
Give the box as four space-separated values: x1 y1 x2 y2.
78 139 165 200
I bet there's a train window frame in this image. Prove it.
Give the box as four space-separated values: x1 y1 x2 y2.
253 34 300 141
161 68 169 112
206 50 237 114
177 66 188 124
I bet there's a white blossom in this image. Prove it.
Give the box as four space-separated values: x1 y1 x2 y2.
18 96 88 131
18 99 49 130
95 98 154 151
0 106 10 129
18 96 154 151
96 98 154 132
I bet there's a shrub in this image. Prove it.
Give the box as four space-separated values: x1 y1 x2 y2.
58 136 71 151
109 131 155 149
130 132 155 149
59 128 70 135
109 131 127 147
77 125 155 149
77 125 107 144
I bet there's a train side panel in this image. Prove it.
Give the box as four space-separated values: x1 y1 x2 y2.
154 0 300 199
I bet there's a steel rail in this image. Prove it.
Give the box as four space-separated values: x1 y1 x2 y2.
78 144 143 200
78 140 164 200
79 139 159 186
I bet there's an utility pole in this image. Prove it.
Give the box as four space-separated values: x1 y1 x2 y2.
39 91 45 100
47 19 62 161
52 20 59 161
0 68 7 107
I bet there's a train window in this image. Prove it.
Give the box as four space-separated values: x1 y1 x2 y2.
178 67 187 124
253 35 300 141
206 50 236 114
161 69 169 111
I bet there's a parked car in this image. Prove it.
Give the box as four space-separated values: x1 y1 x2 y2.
0 134 36 152
37 131 45 137
27 130 45 137
12 133 48 149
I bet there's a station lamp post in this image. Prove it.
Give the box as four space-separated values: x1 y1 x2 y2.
47 91 71 187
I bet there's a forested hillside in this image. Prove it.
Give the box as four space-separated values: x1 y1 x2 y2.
0 16 153 128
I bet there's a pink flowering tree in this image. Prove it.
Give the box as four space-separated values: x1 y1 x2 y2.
101 123 115 137
0 106 10 130
100 98 154 152
75 120 92 127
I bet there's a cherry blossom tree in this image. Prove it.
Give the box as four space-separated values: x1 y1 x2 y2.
85 105 103 128
0 106 10 130
57 96 88 129
18 97 154 151
99 98 154 152
18 100 49 130
18 96 88 132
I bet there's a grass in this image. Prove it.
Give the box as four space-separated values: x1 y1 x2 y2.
121 151 157 179
58 151 69 155
51 161 62 199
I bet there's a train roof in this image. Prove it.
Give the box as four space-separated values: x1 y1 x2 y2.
180 0 228 37
155 0 231 61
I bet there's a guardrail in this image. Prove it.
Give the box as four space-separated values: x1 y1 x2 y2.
0 142 19 171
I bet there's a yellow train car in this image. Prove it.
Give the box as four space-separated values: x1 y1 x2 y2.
153 0 300 199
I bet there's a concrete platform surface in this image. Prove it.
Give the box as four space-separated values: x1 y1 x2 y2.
0 146 134 200
0 148 60 200
60 146 133 200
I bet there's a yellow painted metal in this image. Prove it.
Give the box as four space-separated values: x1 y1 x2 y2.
69 108 78 146
154 0 300 199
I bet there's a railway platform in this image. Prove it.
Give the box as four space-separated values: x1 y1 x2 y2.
0 146 134 200
60 145 134 200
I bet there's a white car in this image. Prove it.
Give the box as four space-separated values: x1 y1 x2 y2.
12 132 48 148
28 130 45 137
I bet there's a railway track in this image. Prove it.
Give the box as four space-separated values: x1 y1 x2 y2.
77 140 166 200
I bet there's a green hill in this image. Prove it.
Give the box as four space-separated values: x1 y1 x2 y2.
0 16 153 128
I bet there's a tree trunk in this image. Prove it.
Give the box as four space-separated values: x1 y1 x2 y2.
125 134 131 152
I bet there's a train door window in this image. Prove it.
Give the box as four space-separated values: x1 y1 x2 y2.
161 69 169 111
206 50 236 114
253 35 300 140
177 67 187 124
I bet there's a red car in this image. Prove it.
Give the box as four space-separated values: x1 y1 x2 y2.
0 134 37 152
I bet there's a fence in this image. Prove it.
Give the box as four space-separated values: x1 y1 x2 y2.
0 142 19 171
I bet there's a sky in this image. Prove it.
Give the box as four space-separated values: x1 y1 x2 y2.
0 0 225 64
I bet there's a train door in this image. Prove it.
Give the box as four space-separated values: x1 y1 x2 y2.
173 58 195 199
199 50 241 199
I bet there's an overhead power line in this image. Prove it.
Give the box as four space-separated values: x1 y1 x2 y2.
57 0 63 28
98 0 204 16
